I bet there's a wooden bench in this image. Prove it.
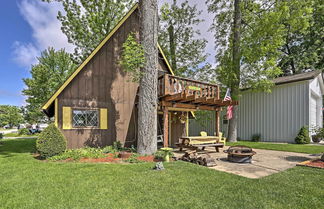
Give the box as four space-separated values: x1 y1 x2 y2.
193 143 224 152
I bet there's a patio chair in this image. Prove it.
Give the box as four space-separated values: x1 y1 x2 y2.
219 132 226 146
200 131 208 136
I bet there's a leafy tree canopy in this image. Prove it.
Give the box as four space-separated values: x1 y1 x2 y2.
120 33 146 82
159 0 212 80
22 47 76 123
208 0 320 94
0 105 24 127
42 0 134 63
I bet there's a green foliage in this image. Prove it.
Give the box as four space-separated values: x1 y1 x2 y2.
193 111 213 128
42 0 134 63
311 126 324 143
18 128 30 136
120 33 146 82
36 124 67 158
0 105 24 127
295 126 310 144
159 0 212 80
0 133 3 140
48 147 106 161
154 149 174 160
124 153 143 163
251 134 261 142
22 48 76 123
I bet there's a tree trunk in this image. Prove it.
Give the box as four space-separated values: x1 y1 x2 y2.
168 24 177 72
168 0 177 72
137 0 158 155
227 0 241 142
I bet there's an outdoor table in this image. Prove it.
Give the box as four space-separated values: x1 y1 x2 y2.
179 136 223 152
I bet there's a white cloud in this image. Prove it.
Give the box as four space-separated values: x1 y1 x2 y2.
12 0 74 67
12 41 39 67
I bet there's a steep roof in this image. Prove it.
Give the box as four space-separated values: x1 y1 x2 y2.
273 71 322 85
42 3 174 111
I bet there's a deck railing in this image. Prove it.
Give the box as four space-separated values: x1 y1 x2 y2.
158 74 220 99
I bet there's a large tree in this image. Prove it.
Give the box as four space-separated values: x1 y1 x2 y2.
159 0 211 79
207 0 312 141
23 48 76 123
137 0 158 155
0 105 24 127
43 0 134 63
278 0 323 74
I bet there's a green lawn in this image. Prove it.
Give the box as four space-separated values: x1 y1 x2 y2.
3 133 38 138
227 141 324 154
0 138 323 209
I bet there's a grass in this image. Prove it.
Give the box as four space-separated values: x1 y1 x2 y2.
3 132 38 138
0 138 323 209
227 141 324 154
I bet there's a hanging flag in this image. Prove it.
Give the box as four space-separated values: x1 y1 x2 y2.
224 88 233 120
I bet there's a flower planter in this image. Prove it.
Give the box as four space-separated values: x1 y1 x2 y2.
118 151 132 159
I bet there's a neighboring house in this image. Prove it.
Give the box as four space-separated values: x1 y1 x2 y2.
221 71 323 142
42 4 233 149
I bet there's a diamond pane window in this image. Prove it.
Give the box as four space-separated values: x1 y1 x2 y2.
72 109 99 127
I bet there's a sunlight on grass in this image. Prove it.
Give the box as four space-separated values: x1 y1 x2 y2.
0 138 323 209
227 141 324 154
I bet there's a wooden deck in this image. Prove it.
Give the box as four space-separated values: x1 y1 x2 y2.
158 74 238 147
158 74 238 111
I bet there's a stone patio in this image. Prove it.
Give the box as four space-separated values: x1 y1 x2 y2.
173 146 320 179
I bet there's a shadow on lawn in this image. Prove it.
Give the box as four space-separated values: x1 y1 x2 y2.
0 138 36 158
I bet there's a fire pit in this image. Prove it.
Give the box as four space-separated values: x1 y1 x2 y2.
224 146 256 163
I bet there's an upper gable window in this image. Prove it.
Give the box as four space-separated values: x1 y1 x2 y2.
72 109 99 128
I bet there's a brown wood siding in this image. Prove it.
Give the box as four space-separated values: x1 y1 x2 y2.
170 113 186 147
56 8 172 148
57 10 140 148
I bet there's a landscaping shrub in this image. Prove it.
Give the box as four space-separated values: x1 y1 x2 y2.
36 124 67 158
48 147 106 161
295 126 310 144
251 134 261 142
0 133 3 139
18 128 29 136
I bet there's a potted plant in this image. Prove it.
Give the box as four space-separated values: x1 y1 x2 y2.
311 126 324 143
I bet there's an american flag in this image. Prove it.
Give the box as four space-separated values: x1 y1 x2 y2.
224 88 233 120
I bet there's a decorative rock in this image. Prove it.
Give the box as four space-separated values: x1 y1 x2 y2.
153 162 165 170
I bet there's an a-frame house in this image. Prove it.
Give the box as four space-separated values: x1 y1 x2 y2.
42 3 236 149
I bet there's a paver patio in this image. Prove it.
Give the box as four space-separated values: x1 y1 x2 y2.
174 146 320 178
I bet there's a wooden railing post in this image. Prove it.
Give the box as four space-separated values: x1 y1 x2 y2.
163 107 169 147
164 74 169 96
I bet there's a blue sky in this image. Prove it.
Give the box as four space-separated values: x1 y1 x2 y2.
0 0 214 107
0 1 31 106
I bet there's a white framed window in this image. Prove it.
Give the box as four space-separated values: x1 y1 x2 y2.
72 109 99 128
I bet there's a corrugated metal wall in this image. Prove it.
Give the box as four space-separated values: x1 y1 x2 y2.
237 81 309 142
189 111 216 136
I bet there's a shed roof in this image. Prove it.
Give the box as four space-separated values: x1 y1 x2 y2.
273 71 322 85
42 3 174 112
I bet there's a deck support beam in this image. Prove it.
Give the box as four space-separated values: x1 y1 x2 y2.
163 107 169 147
215 110 220 136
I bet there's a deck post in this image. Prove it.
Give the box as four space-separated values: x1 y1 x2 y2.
215 110 220 136
163 107 169 147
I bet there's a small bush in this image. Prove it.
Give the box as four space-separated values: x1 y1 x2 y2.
48 147 106 161
251 134 261 142
36 124 67 158
154 150 174 160
0 133 3 139
18 128 29 136
295 126 310 144
125 153 144 163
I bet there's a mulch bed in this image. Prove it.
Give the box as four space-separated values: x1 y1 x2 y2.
34 153 158 163
297 159 324 169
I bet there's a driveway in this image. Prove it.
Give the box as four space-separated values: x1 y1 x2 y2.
0 129 17 135
174 146 320 179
